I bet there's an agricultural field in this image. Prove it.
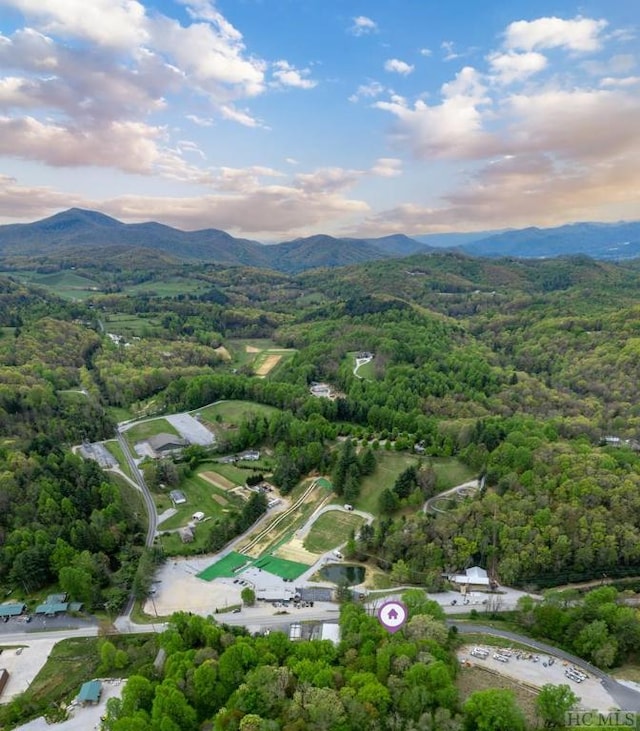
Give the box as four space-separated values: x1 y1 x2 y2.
5 269 102 300
103 312 161 338
121 277 209 297
224 338 297 376
303 511 365 553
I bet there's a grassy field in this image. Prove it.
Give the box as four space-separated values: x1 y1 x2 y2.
7 270 102 300
356 452 475 515
154 467 244 530
103 312 160 338
207 461 265 485
0 635 158 729
196 399 280 425
348 351 377 380
253 554 310 580
158 526 212 556
123 418 179 449
304 511 365 553
121 278 208 298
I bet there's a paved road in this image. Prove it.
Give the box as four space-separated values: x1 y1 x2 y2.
116 429 156 548
450 621 640 711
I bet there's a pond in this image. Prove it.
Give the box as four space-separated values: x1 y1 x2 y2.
320 563 366 586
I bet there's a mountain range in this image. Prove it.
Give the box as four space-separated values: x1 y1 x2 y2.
1 208 639 273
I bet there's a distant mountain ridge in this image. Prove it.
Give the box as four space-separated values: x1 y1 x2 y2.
1 209 639 272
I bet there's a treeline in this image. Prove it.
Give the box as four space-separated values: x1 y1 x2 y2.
516 586 640 668
100 594 537 731
0 448 145 611
202 492 268 553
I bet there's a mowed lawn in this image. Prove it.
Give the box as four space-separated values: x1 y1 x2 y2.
356 452 476 515
157 469 244 530
304 511 365 553
196 400 280 425
123 418 179 449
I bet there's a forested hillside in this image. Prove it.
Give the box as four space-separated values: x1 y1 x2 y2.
2 249 640 600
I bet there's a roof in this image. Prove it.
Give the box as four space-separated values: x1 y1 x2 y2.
46 593 67 603
78 680 102 703
466 566 488 579
35 602 69 614
170 490 187 504
0 603 25 617
148 433 188 451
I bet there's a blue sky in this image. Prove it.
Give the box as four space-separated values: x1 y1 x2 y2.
0 0 638 240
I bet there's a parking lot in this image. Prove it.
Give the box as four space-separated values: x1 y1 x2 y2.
0 639 60 703
458 645 619 711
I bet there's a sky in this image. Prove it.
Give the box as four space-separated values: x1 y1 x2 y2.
0 0 638 241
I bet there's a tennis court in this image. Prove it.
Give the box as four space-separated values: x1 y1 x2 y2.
197 551 253 580
252 555 310 580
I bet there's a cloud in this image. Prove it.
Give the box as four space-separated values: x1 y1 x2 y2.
0 0 149 49
419 48 432 57
272 60 317 90
349 80 385 103
370 158 402 177
505 16 608 53
186 114 214 126
487 51 547 84
441 41 460 62
384 59 414 76
375 66 494 159
0 163 373 239
219 104 264 128
350 16 377 36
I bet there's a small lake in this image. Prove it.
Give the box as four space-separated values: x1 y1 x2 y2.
320 563 366 586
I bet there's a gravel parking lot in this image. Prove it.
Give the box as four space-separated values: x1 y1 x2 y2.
0 640 59 703
458 645 619 711
166 414 215 446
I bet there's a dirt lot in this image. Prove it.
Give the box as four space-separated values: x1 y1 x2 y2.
0 640 59 703
166 413 215 446
149 558 242 615
212 494 228 506
275 537 321 564
457 645 618 711
201 471 236 490
245 346 260 353
255 354 281 377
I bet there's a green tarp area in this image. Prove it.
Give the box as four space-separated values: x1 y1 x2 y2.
197 551 253 581
252 555 310 580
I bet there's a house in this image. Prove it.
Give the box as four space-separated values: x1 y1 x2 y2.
170 490 187 505
77 680 102 705
238 450 260 461
448 566 492 592
148 433 188 456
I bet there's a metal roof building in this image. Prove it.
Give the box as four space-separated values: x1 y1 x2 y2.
77 680 102 705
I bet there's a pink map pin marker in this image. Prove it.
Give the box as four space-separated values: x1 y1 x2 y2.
378 599 408 633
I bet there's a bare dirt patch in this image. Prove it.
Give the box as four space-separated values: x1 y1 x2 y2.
201 471 236 490
214 346 232 361
275 537 321 564
255 354 281 376
245 345 261 353
212 494 228 506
